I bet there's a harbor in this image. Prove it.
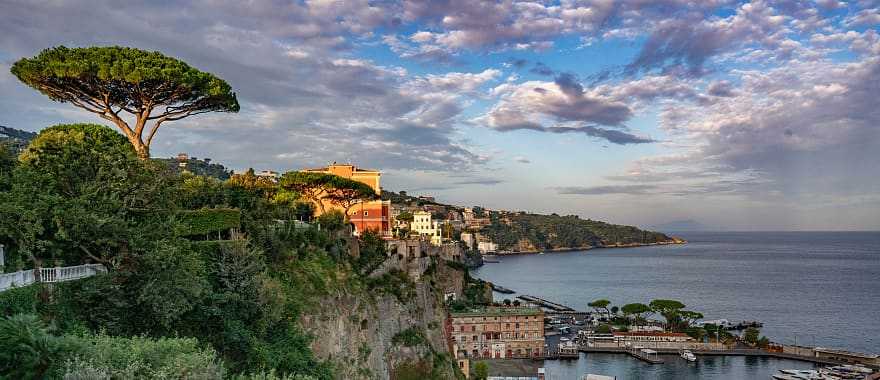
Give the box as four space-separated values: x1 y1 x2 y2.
488 283 878 375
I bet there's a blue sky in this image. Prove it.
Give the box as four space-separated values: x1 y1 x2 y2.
2 0 879 230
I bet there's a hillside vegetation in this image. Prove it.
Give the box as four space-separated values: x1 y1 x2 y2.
483 212 673 251
0 124 464 379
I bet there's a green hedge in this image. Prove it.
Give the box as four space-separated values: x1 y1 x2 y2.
177 208 241 236
0 285 40 316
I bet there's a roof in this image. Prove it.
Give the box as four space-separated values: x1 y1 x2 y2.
449 307 544 318
303 164 380 173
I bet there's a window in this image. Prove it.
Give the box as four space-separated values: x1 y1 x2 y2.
363 211 369 216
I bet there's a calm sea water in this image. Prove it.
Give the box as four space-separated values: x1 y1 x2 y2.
472 231 880 379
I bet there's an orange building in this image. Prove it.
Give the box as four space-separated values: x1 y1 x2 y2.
303 164 391 238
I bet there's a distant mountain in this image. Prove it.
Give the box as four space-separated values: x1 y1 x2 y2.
154 157 233 180
382 189 678 250
0 126 37 153
651 219 710 232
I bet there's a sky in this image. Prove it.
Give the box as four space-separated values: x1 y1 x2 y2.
1 0 879 231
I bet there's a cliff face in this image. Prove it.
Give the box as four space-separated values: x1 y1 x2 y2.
298 256 466 380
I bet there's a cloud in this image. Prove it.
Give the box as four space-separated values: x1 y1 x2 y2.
845 8 880 27
707 80 736 97
453 178 504 186
625 1 790 76
513 156 531 164
476 73 688 144
480 78 633 132
617 53 880 202
530 62 555 76
0 0 496 173
553 185 657 195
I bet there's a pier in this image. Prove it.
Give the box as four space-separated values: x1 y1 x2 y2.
490 283 515 294
626 347 664 364
517 294 575 312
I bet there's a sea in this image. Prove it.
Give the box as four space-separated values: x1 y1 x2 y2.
471 231 880 380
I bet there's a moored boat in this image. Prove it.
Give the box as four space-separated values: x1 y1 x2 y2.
679 349 696 362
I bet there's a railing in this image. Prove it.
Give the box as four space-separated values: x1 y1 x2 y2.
0 264 107 292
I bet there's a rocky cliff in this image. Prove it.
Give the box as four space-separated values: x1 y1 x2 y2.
298 256 466 380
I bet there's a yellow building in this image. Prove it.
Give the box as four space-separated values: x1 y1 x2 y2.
303 163 391 237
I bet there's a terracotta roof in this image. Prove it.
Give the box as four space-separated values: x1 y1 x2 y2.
450 307 544 318
613 331 691 337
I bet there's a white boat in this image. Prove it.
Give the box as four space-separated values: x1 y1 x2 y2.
679 350 696 362
538 251 545 255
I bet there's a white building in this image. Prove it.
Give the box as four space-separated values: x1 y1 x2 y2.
412 210 442 245
478 241 498 253
460 232 476 250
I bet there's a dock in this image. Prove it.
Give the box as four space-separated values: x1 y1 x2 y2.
491 283 515 294
626 347 664 364
517 295 575 312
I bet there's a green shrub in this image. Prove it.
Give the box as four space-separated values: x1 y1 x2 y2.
0 313 74 378
63 333 225 379
366 269 415 302
0 283 40 316
392 327 426 347
177 208 241 236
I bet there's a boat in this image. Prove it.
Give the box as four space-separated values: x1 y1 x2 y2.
679 349 696 362
538 251 545 255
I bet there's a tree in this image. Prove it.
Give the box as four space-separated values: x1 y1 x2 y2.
649 299 686 330
678 310 704 328
473 361 489 380
279 171 337 214
227 168 278 200
11 46 239 159
1 124 176 268
588 299 612 317
743 327 760 346
0 144 15 195
610 306 619 316
396 211 414 225
325 177 379 218
621 303 651 326
503 299 512 306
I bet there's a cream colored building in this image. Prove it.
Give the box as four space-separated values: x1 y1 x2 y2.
411 210 442 245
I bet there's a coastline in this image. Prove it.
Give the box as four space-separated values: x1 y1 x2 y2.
490 238 687 256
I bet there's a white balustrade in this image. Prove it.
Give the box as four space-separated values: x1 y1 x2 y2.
0 264 107 292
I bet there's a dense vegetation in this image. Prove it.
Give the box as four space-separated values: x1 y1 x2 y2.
0 123 394 379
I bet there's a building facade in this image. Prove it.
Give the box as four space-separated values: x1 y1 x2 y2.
448 307 545 359
411 210 442 245
303 164 391 237
477 241 498 253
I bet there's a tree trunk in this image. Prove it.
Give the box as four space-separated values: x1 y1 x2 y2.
133 141 150 160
